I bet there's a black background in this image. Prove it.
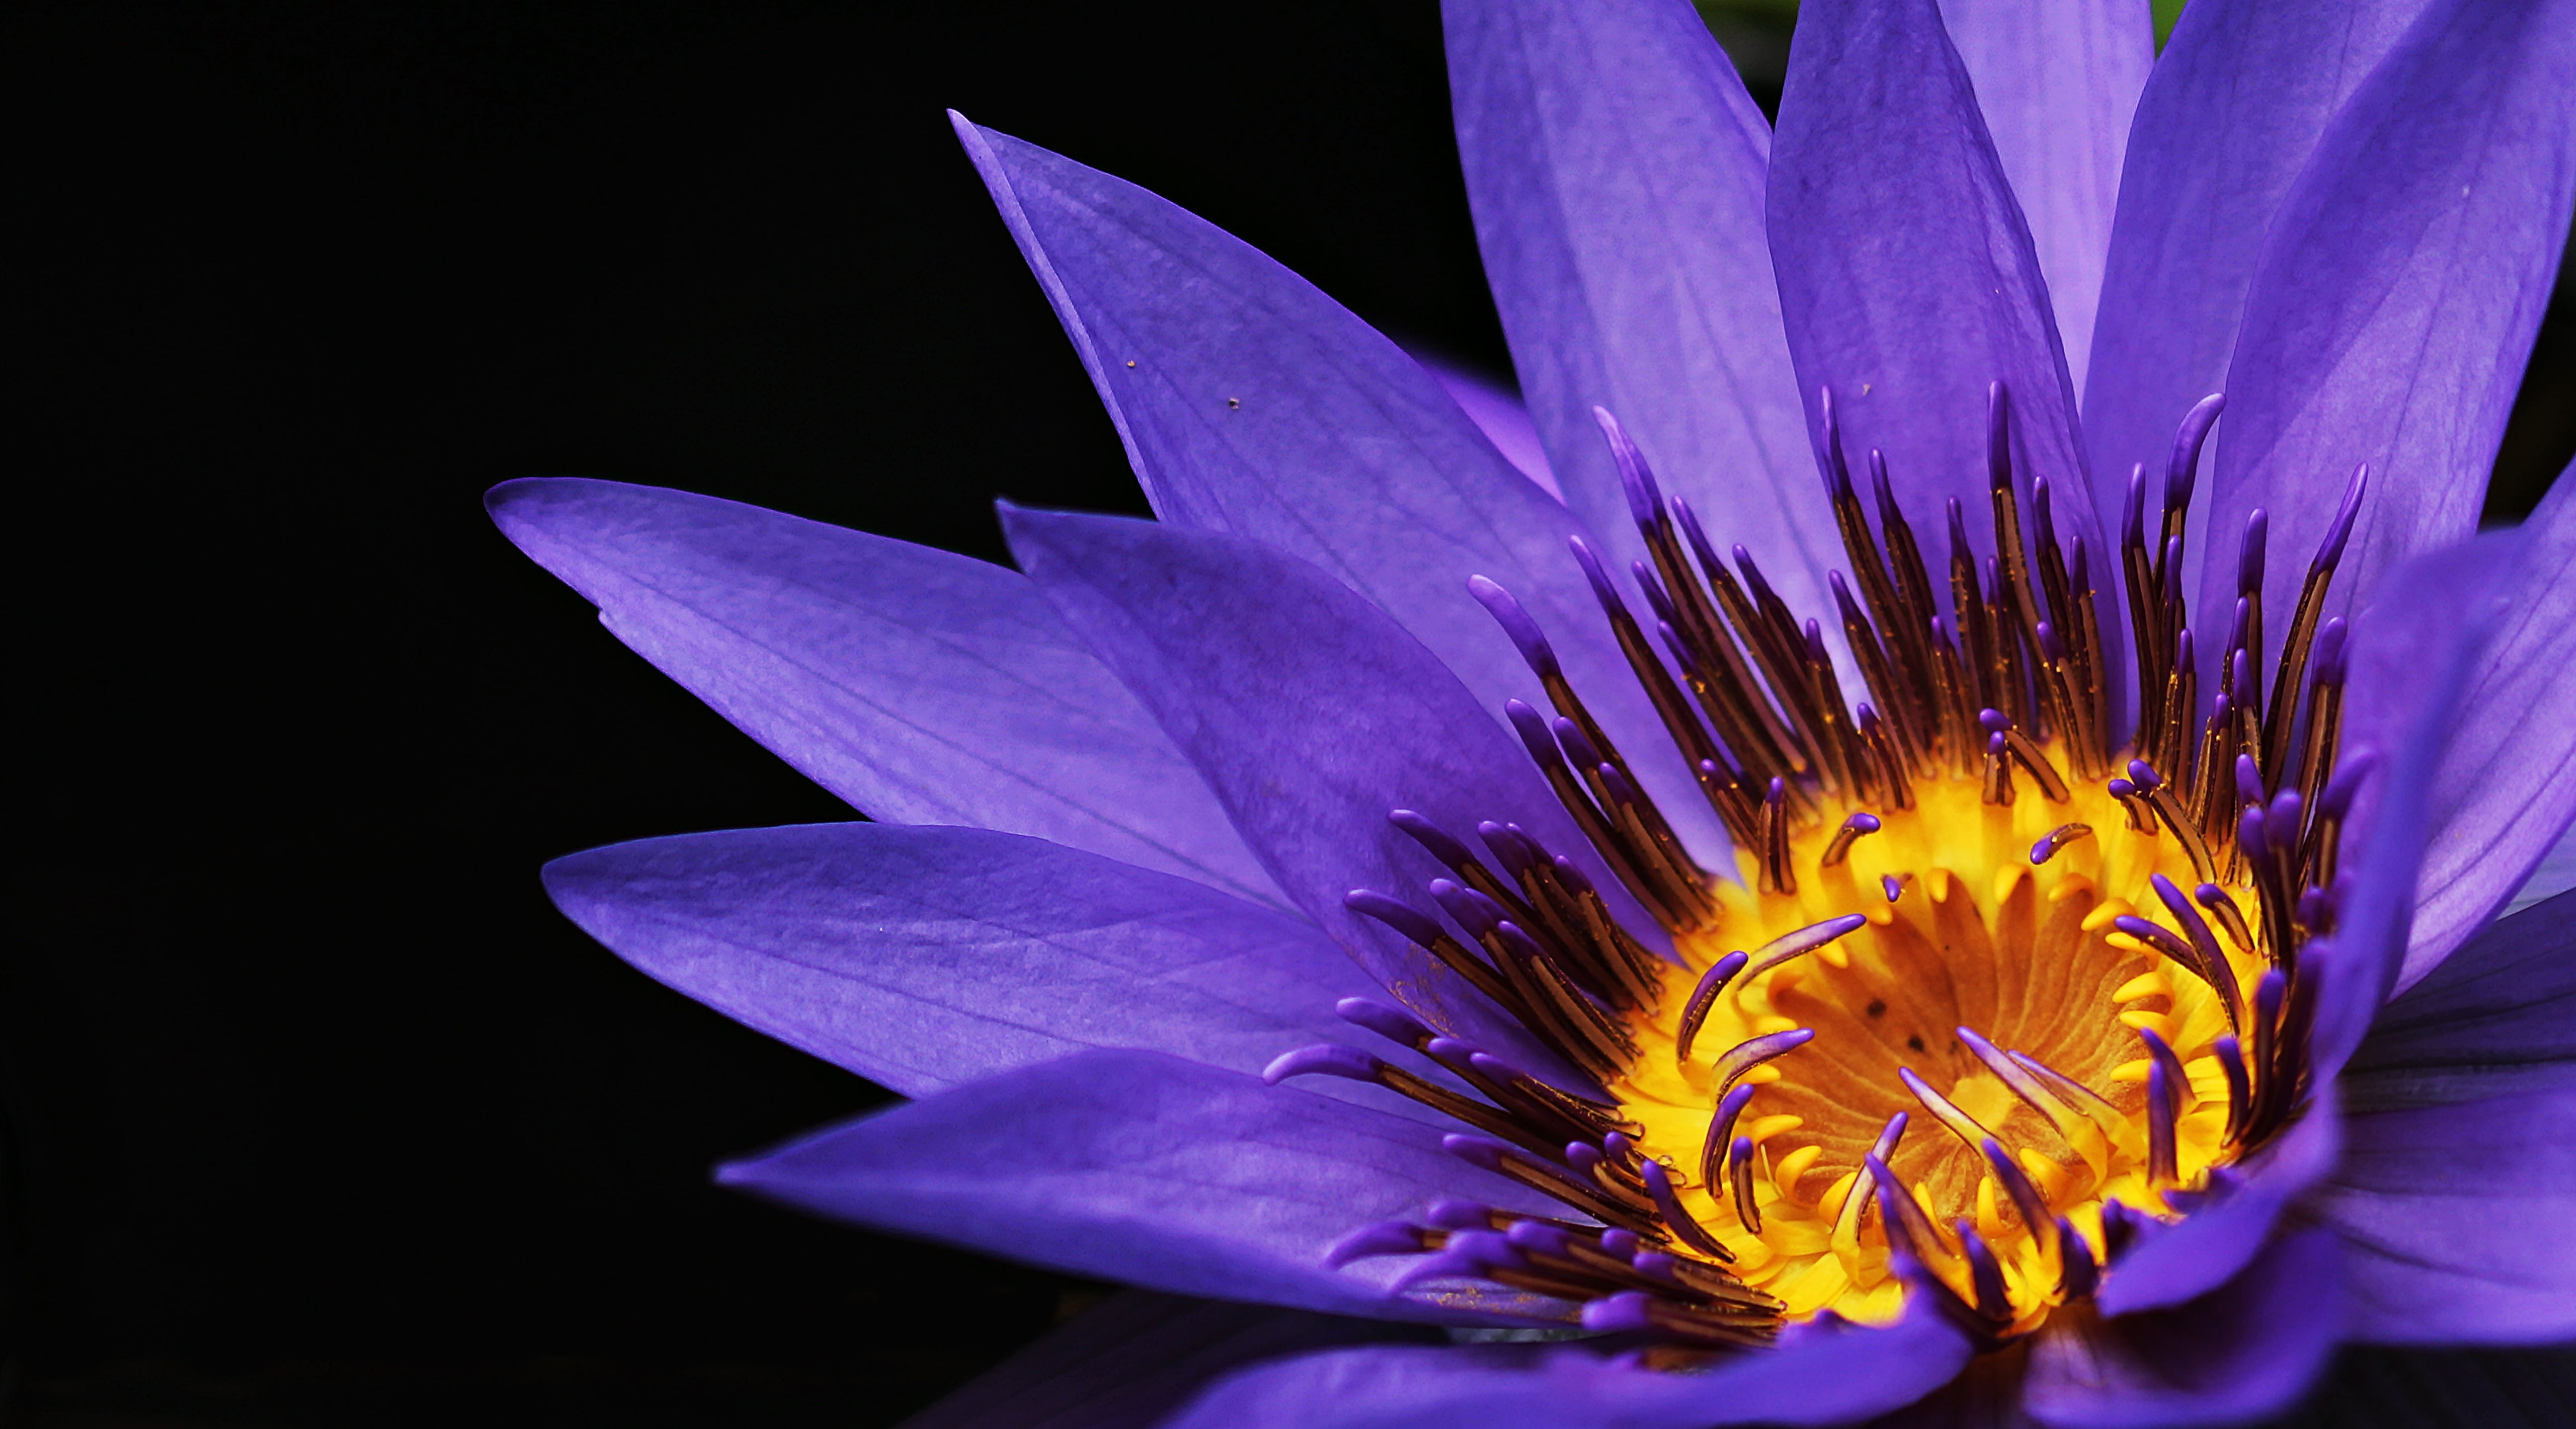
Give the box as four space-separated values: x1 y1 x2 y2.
12 2 2570 1425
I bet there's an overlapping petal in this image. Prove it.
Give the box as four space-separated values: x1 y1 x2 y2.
1001 506 1668 1086
2021 1231 2346 1428
2306 1083 2576 1345
1441 0 1827 625
714 1048 1563 1324
1769 0 2119 713
1936 0 2153 395
953 116 1726 862
2203 0 2576 648
540 822 1431 1113
2321 532 2525 1075
486 478 1282 907
1164 1290 1974 1429
2397 471 2576 987
2082 0 2430 560
2093 1094 2339 1318
2316 892 2576 1345
901 1289 1432 1429
1413 354 1561 501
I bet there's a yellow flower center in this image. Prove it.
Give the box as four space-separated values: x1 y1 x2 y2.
1612 749 2257 1329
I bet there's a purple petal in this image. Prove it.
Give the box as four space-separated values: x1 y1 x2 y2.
952 116 1725 864
2083 0 2429 565
715 1048 1565 1325
1937 0 2154 394
1414 354 1561 502
1769 0 2120 711
1164 1290 1972 1428
541 822 1429 1112
2093 1094 2340 1317
2321 532 2529 1079
1442 0 1828 625
2202 0 2576 652
2306 1082 2576 1345
2398 471 2576 989
2022 1231 2345 1428
2346 891 2576 1113
2321 892 2576 1343
484 477 1281 908
1000 507 1665 1085
902 1289 1431 1429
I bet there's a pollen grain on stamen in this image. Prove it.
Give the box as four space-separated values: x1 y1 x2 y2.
1298 383 2364 1358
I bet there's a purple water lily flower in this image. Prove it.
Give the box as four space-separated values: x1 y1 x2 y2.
489 0 2575 1424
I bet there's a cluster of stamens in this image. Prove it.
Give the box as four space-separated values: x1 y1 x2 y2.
1265 382 2369 1359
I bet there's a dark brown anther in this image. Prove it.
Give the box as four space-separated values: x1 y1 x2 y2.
1759 778 1797 894
2001 725 2071 803
1856 704 1914 811
2265 468 2365 784
1832 571 1921 770
1869 451 1947 732
1984 731 2016 806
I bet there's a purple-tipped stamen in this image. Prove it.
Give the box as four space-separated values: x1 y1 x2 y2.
1466 575 1559 679
1674 950 1751 1065
1264 1043 1381 1086
1641 1158 1733 1262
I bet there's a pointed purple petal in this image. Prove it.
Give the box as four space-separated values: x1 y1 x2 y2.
2343 900 2573 1112
2308 1081 2576 1345
1442 0 1827 623
2083 0 2430 561
2203 0 2576 648
1163 1287 1972 1428
1769 0 2120 707
541 823 1431 1111
715 1049 1565 1325
1000 507 1666 1084
2398 471 2576 988
1937 0 2154 394
485 477 1281 908
953 116 1724 863
2023 1231 2345 1428
901 1290 1431 1429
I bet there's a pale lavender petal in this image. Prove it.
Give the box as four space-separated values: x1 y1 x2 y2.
901 1290 1431 1429
1937 0 2154 395
542 822 1431 1114
1441 0 1829 626
2346 892 2576 1113
716 1048 1565 1325
1769 0 2120 712
485 478 1282 909
1414 354 1561 502
2094 1094 2339 1317
2321 532 2528 1078
2022 1231 2345 1428
953 116 1725 864
2203 0 2576 652
2398 469 2576 989
1001 507 1667 1085
2307 1084 2576 1345
1164 1289 1973 1428
2083 0 2429 567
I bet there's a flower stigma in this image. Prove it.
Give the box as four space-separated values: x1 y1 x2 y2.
1270 382 2370 1361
